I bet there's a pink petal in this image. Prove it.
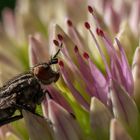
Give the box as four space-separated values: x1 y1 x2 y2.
87 57 108 104
42 85 74 115
48 100 83 140
115 38 134 95
59 61 89 110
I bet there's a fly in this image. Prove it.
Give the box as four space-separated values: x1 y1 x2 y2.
0 42 62 127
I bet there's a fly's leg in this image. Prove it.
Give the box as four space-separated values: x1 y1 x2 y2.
14 103 53 125
0 115 23 127
13 103 53 126
14 103 44 118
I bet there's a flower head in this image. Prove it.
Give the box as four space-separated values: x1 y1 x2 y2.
0 0 140 140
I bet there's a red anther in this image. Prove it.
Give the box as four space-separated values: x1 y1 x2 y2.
57 34 63 41
96 28 100 35
99 29 104 37
83 52 89 59
53 40 59 46
84 22 90 29
59 60 64 67
67 19 73 27
88 5 93 13
96 28 104 37
74 45 79 53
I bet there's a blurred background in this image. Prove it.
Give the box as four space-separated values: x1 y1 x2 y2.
0 0 16 19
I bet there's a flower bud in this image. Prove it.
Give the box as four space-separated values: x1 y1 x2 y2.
22 110 53 140
90 97 112 140
110 119 133 140
132 46 140 109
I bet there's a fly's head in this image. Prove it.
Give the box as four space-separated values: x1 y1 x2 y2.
32 58 59 85
32 36 63 85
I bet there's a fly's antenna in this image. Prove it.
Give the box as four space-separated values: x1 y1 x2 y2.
52 42 62 59
49 34 63 65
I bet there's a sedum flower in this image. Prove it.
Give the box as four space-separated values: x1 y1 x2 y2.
0 0 140 140
88 0 140 63
90 0 140 35
24 6 140 140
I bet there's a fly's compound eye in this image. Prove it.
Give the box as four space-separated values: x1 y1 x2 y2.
33 64 59 85
33 65 50 79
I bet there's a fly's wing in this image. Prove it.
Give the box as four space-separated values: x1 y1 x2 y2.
0 93 17 109
2 72 33 88
0 72 38 109
0 72 33 96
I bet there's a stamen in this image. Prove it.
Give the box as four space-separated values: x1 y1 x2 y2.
87 5 100 28
57 34 63 41
59 60 64 67
88 5 93 13
84 22 91 29
52 39 63 60
53 39 59 46
83 52 89 59
85 24 111 79
67 19 73 27
74 45 79 53
67 20 85 50
96 28 104 37
96 28 100 35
